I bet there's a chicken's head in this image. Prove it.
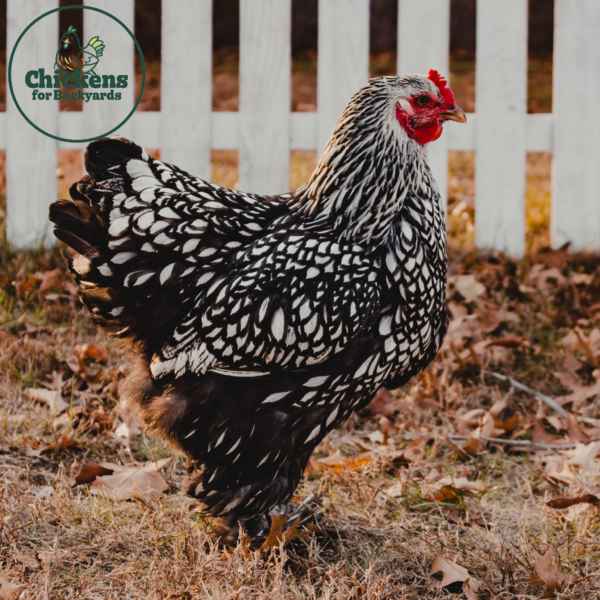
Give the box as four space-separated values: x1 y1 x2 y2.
59 26 80 52
394 70 466 145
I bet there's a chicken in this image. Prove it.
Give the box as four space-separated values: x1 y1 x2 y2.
55 25 105 75
49 70 466 542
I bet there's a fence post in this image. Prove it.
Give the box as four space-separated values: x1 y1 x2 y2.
475 0 528 257
239 0 291 195
552 0 600 251
398 0 450 209
317 0 369 157
6 0 58 249
83 0 135 141
161 0 212 179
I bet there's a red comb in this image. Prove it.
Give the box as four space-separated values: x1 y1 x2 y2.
427 69 455 105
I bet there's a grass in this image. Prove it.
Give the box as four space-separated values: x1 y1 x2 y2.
3 53 599 599
2 224 600 597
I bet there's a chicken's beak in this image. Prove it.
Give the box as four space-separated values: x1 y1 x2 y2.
439 105 467 124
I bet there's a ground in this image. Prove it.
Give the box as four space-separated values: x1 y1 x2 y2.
1 56 599 599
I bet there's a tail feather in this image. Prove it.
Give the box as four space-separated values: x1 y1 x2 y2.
50 136 280 358
49 137 211 355
84 137 142 180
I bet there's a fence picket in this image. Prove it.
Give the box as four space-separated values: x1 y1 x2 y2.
239 0 291 195
161 0 211 179
317 0 369 156
475 0 528 256
83 0 135 141
398 0 450 208
552 0 600 251
6 0 58 249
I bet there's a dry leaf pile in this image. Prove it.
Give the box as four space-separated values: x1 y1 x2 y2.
1 244 600 598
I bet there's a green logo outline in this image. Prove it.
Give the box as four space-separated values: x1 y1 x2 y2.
8 5 146 144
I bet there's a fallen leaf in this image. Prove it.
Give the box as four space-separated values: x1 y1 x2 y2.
457 409 486 429
563 414 592 443
40 436 78 455
437 476 486 493
451 274 486 303
27 388 69 415
368 388 396 416
546 494 600 509
474 412 505 439
532 421 565 446
446 314 485 346
90 462 170 502
0 576 26 599
544 455 575 484
545 416 564 433
553 372 600 411
309 451 372 475
433 489 469 504
367 431 385 444
339 435 371 453
571 273 593 286
53 407 84 429
25 446 44 458
494 415 520 432
453 436 485 459
565 441 600 475
485 336 526 349
392 437 428 464
15 277 35 299
527 265 568 297
79 343 109 363
573 328 600 368
448 300 468 319
378 416 396 444
260 514 307 551
385 481 404 498
430 555 480 600
432 477 486 504
528 550 577 596
559 332 584 371
72 462 115 485
34 268 62 292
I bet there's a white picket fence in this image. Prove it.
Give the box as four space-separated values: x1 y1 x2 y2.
4 0 600 255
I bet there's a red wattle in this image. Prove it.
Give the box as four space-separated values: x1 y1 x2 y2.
396 107 443 145
414 122 443 144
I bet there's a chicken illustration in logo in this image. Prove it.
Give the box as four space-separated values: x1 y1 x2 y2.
55 25 105 75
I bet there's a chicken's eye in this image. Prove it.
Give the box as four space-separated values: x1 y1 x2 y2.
414 95 431 108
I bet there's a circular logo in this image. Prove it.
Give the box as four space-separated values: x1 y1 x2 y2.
8 5 146 143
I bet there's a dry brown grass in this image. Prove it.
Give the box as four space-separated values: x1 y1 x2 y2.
3 53 599 600
2 236 600 597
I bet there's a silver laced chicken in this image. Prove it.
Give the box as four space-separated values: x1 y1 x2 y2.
49 70 466 543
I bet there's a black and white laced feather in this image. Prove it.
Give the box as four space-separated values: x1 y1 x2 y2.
49 74 448 532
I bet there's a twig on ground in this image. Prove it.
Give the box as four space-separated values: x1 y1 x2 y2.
449 434 600 452
481 370 568 417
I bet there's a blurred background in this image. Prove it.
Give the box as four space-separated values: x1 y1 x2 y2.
0 0 555 254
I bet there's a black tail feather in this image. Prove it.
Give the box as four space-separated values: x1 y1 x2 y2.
49 199 102 256
49 137 142 255
84 137 143 180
